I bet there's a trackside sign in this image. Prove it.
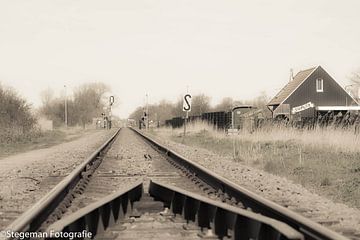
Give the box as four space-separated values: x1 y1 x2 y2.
291 102 315 114
183 94 192 112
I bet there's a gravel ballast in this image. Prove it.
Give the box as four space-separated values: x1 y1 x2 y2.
147 131 360 239
0 129 116 229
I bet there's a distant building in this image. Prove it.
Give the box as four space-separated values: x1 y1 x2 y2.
267 66 359 119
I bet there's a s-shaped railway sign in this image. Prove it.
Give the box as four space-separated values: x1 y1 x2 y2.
182 94 192 112
182 93 191 137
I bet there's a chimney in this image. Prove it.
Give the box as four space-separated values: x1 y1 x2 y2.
289 68 294 82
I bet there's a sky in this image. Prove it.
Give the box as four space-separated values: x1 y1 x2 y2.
0 0 360 118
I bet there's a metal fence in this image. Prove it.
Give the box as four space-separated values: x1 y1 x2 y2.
165 110 360 134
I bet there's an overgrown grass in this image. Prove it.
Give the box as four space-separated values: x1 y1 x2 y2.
0 127 93 159
154 121 360 208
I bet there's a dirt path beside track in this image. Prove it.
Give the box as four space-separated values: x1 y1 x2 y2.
0 129 115 230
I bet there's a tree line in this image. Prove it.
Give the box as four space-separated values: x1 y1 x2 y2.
0 81 112 144
350 72 360 103
1 66 360 136
129 70 360 126
39 82 110 128
0 84 36 132
128 92 270 124
0 84 38 144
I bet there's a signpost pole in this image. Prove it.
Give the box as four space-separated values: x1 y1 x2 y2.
183 111 188 137
182 88 191 138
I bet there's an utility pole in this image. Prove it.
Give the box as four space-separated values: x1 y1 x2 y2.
183 111 188 137
109 96 114 129
64 85 68 128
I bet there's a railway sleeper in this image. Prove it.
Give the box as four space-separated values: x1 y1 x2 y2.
43 180 304 240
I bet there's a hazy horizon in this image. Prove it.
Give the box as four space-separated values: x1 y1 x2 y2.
1 0 360 118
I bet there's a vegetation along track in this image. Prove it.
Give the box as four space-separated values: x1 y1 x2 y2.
3 127 351 240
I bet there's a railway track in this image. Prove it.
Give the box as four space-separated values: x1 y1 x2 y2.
1 129 120 234
1 127 351 240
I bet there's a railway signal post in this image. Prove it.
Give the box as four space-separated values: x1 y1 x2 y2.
182 93 192 137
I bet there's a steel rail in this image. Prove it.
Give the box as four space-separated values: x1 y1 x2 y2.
149 180 303 240
44 181 143 239
130 127 349 240
41 180 302 240
3 128 121 237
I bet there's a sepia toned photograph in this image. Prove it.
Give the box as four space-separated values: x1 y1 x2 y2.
0 1 359 239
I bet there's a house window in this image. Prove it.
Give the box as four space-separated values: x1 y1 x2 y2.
316 78 323 92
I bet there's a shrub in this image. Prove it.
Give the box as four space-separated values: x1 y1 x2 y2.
0 84 37 142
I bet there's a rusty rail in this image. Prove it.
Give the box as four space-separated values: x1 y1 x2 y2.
131 127 349 240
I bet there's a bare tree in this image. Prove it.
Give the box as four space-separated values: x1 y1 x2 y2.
0 83 36 134
129 99 176 126
191 94 211 116
40 87 54 107
350 71 360 84
171 97 184 117
152 100 174 123
129 106 144 122
251 91 270 108
40 82 110 128
349 70 360 102
73 82 110 128
213 97 234 112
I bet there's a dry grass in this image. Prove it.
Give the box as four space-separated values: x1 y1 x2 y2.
0 127 96 159
158 121 360 153
153 121 360 208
